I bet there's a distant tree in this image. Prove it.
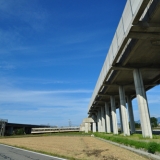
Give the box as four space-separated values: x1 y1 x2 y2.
14 128 25 135
150 117 158 128
135 122 140 128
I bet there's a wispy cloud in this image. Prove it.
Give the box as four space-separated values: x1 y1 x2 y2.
0 0 49 31
0 88 91 103
0 76 93 88
0 86 90 125
0 61 16 70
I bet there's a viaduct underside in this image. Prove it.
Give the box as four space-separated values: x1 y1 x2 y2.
88 0 160 138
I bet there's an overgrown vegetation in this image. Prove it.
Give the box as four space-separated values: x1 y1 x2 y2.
148 142 159 154
134 122 141 128
94 132 160 154
134 117 159 129
14 128 25 135
150 117 158 128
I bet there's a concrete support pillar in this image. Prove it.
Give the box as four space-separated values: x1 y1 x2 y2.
119 86 130 136
97 109 102 132
105 102 111 133
110 96 118 134
95 112 98 131
133 69 152 138
97 111 99 132
127 96 135 134
7 127 13 135
85 123 88 133
25 127 32 134
100 109 102 132
89 123 92 131
119 107 123 132
101 106 106 132
92 123 96 132
109 107 113 132
0 122 6 136
91 114 97 133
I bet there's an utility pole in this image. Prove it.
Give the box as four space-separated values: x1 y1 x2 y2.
0 119 8 136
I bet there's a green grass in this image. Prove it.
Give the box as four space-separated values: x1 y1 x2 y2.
94 132 160 154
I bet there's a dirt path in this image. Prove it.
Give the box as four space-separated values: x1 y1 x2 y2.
0 136 149 160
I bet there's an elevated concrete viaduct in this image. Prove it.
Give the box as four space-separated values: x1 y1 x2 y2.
88 0 160 138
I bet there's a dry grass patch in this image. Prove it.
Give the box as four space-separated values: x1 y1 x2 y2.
0 136 149 160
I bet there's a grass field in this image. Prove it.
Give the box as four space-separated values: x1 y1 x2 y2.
0 133 149 160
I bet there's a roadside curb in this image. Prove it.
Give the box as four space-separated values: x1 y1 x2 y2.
95 137 160 160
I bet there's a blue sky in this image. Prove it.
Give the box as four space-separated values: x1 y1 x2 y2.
0 0 159 126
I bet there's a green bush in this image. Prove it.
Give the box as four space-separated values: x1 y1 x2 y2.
14 128 25 135
148 142 158 154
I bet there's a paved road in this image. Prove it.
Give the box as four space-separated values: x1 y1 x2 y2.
0 144 66 160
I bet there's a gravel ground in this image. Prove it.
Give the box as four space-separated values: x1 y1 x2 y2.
0 136 149 160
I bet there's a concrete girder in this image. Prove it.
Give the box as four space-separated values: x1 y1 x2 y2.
132 0 151 25
129 32 160 40
112 66 160 71
98 93 111 97
134 22 160 28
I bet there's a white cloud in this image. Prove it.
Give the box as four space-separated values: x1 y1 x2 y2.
0 89 91 105
0 87 90 125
